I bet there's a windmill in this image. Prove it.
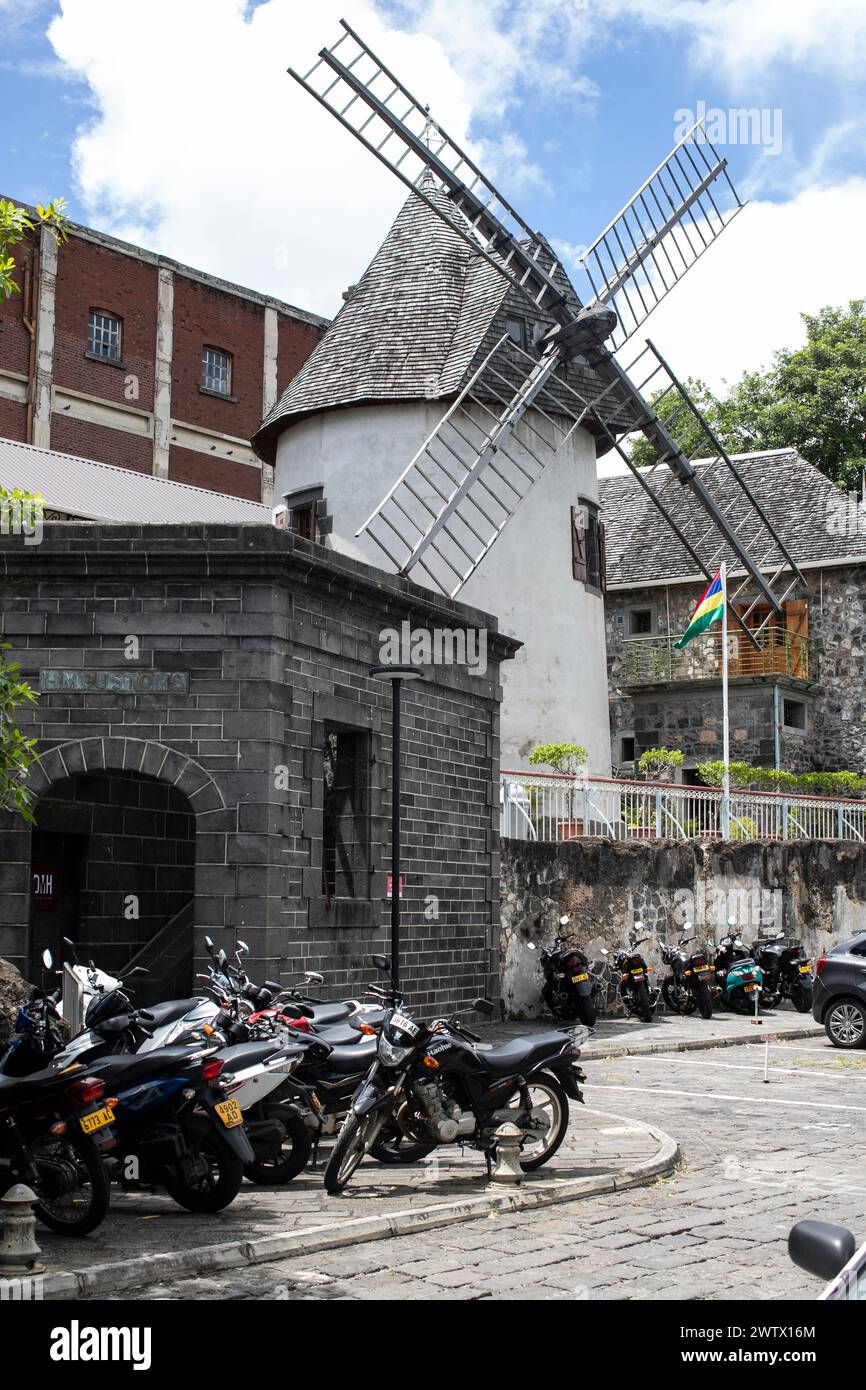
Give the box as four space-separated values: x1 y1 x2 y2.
288 19 804 641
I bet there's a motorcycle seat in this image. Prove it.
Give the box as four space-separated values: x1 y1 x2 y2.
324 1040 377 1073
142 997 203 1028
313 1022 370 1046
0 1063 70 1106
87 1046 211 1085
293 1003 352 1026
478 1031 571 1077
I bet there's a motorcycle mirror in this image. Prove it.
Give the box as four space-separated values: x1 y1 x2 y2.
788 1220 856 1282
634 920 644 932
218 948 228 967
264 979 281 992
776 931 785 940
62 935 79 963
526 942 537 951
473 997 495 1016
599 948 609 956
681 921 693 933
41 948 53 970
559 914 570 926
371 954 390 972
204 936 216 957
727 917 736 928
236 940 250 955
304 970 324 985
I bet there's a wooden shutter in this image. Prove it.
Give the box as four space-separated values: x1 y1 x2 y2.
783 600 809 678
571 506 586 583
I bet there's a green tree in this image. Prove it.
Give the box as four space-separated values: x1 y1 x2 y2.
0 196 67 298
629 300 866 489
0 197 66 818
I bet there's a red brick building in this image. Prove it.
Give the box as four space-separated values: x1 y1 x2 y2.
0 205 327 502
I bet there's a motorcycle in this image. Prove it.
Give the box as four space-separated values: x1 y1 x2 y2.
613 924 658 1023
323 955 586 1194
748 930 813 1012
0 1044 112 1236
530 914 597 1026
712 921 764 1013
660 922 715 1019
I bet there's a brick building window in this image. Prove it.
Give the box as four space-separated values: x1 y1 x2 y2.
201 346 232 395
322 725 371 901
87 309 122 362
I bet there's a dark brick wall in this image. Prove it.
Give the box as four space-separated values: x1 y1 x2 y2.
0 524 515 1013
0 234 36 380
49 416 154 473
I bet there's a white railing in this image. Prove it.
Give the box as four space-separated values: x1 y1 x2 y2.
500 771 866 844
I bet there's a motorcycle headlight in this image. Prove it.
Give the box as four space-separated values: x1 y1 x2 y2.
377 1034 414 1065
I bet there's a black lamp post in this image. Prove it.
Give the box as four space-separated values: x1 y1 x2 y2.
370 663 425 992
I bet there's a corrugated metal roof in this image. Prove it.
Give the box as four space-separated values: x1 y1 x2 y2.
0 437 272 525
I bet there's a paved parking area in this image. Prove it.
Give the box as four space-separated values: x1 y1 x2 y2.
113 1034 866 1301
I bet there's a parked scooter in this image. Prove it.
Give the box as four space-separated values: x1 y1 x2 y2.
748 930 813 1012
712 921 764 1013
530 915 597 1025
660 922 715 1019
613 924 658 1023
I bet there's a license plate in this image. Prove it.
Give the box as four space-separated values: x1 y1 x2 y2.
799 964 812 973
391 1012 419 1036
744 983 758 993
571 972 589 984
80 1105 114 1134
698 971 713 982
631 970 644 978
215 1098 243 1129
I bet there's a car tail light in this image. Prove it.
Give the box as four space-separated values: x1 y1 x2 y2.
201 1058 224 1085
816 955 827 977
68 1077 105 1105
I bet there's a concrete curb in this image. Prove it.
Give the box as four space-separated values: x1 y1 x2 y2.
581 1024 824 1063
40 1109 679 1300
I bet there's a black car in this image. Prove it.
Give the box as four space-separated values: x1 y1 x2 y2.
812 932 866 1047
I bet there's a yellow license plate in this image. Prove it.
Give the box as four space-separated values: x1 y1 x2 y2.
80 1105 114 1135
571 973 589 984
799 964 812 973
631 970 644 977
744 983 758 993
215 1098 243 1129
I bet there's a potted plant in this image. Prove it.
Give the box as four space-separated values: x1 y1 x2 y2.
528 741 588 840
637 747 684 783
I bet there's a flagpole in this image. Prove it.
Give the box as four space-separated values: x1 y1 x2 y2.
721 561 730 838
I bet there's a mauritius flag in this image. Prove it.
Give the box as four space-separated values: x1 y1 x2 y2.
674 569 725 649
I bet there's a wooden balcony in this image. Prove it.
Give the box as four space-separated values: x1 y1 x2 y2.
621 629 814 686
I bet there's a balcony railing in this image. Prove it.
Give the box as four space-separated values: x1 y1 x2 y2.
621 630 813 685
500 771 866 844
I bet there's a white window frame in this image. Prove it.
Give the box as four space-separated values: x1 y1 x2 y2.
87 309 122 362
202 346 232 396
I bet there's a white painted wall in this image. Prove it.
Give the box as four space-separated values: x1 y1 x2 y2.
274 401 612 774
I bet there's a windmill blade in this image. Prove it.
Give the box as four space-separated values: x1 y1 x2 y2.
289 19 571 320
355 334 613 598
591 340 806 641
579 123 744 350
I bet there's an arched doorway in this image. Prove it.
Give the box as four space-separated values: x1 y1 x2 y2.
30 768 196 1003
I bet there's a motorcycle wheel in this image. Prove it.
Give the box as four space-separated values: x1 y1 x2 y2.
790 984 812 1014
730 990 757 1015
26 1129 110 1237
633 981 654 1024
512 1074 570 1172
244 1105 311 1185
575 996 596 1027
370 1120 435 1164
163 1129 243 1213
324 1111 383 1194
697 982 713 1020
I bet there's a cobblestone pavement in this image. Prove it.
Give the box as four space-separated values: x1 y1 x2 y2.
111 1034 866 1301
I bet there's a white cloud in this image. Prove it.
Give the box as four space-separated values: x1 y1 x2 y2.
614 178 866 392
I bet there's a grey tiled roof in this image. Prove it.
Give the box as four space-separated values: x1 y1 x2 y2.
600 449 866 587
0 437 271 524
253 179 637 464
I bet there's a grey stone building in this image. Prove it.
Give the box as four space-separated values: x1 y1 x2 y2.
0 513 517 1012
601 449 866 778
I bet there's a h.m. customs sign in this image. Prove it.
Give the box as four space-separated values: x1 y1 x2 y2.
39 669 190 695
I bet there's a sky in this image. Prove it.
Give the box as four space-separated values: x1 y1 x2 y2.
1 0 865 396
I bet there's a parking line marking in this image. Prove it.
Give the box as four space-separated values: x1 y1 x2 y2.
586 1083 866 1114
623 1055 866 1083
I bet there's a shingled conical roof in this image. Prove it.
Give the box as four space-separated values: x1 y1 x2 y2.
253 177 636 464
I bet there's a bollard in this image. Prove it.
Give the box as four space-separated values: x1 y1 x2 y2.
0 1185 44 1272
489 1122 525 1184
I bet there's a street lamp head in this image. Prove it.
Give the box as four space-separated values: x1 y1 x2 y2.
369 664 427 682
